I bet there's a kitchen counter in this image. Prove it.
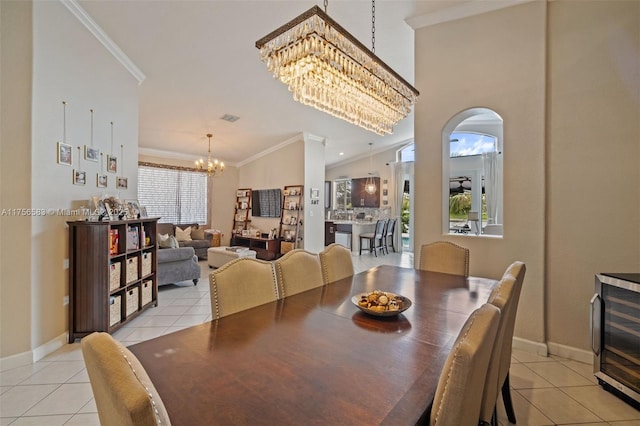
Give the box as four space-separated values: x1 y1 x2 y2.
325 220 376 253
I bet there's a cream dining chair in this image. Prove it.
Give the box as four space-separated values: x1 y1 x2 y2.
209 257 279 319
274 249 324 297
418 241 469 277
479 261 526 425
430 303 500 426
82 332 172 426
319 243 355 284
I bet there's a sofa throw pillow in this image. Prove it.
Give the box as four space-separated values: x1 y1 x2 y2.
157 233 172 248
168 236 179 248
191 227 205 240
175 226 192 242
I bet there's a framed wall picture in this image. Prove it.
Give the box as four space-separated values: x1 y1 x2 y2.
107 155 117 173
125 200 141 219
310 188 320 200
85 146 99 162
116 177 128 189
57 142 72 166
97 174 108 188
73 170 86 185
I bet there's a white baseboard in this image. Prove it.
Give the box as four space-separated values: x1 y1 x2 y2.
513 336 548 356
32 332 68 363
1 332 68 371
512 338 594 365
0 350 33 372
547 341 594 364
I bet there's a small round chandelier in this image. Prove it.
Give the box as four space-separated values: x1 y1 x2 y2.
365 142 377 195
196 133 225 177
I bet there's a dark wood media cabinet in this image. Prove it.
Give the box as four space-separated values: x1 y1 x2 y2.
230 235 280 260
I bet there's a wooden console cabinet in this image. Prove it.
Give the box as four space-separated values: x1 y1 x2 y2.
67 218 159 343
230 235 280 260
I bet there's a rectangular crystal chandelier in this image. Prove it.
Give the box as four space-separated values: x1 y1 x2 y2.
256 5 419 135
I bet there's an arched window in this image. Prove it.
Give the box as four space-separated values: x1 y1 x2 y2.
442 108 503 237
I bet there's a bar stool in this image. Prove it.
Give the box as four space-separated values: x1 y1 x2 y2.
384 218 397 253
359 219 386 256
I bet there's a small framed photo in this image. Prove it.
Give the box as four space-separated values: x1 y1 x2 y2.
107 155 117 173
91 196 107 217
125 200 141 219
57 142 72 166
85 146 99 162
139 206 148 218
310 188 320 200
103 197 121 218
73 170 86 185
116 177 128 189
97 174 108 188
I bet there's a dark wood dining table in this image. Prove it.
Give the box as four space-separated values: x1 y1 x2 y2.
129 265 497 425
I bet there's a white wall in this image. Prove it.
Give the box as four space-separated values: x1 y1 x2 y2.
414 1 547 348
303 133 326 253
239 137 305 238
0 0 33 361
414 0 640 358
1 0 140 365
545 0 640 353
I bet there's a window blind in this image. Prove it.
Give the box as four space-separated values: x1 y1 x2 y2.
137 165 207 224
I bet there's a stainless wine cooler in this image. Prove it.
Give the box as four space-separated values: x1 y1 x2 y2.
591 273 640 408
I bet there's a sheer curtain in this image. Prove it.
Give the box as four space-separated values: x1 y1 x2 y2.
483 152 498 225
390 161 414 252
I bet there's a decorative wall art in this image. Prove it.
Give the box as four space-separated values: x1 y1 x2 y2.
73 147 86 185
57 101 72 166
116 177 128 189
58 142 72 166
74 170 86 185
116 144 127 189
97 152 107 188
84 109 99 162
107 155 117 173
107 121 117 173
97 174 107 188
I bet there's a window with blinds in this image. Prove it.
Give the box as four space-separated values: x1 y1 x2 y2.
137 165 207 224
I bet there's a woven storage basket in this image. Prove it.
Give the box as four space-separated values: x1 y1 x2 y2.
109 262 121 291
141 280 153 306
126 257 138 283
109 295 121 326
126 287 139 317
141 252 152 277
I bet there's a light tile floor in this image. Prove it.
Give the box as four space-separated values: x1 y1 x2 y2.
1 251 638 425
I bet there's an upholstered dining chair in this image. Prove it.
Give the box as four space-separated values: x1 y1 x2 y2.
418 241 470 277
209 257 279 319
384 218 397 253
359 219 387 256
430 303 500 426
81 332 172 426
480 261 526 426
319 243 355 284
274 249 324 297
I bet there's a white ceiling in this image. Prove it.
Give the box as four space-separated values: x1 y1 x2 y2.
77 0 473 167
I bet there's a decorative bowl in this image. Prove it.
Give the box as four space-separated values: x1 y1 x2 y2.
351 291 412 317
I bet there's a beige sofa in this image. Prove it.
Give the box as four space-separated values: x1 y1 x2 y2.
157 223 212 260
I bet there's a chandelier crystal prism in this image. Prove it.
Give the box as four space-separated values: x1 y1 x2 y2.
255 5 419 135
195 133 224 177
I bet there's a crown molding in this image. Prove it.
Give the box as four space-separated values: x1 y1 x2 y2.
138 147 237 168
236 133 304 167
406 0 534 30
325 138 414 171
60 0 146 84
